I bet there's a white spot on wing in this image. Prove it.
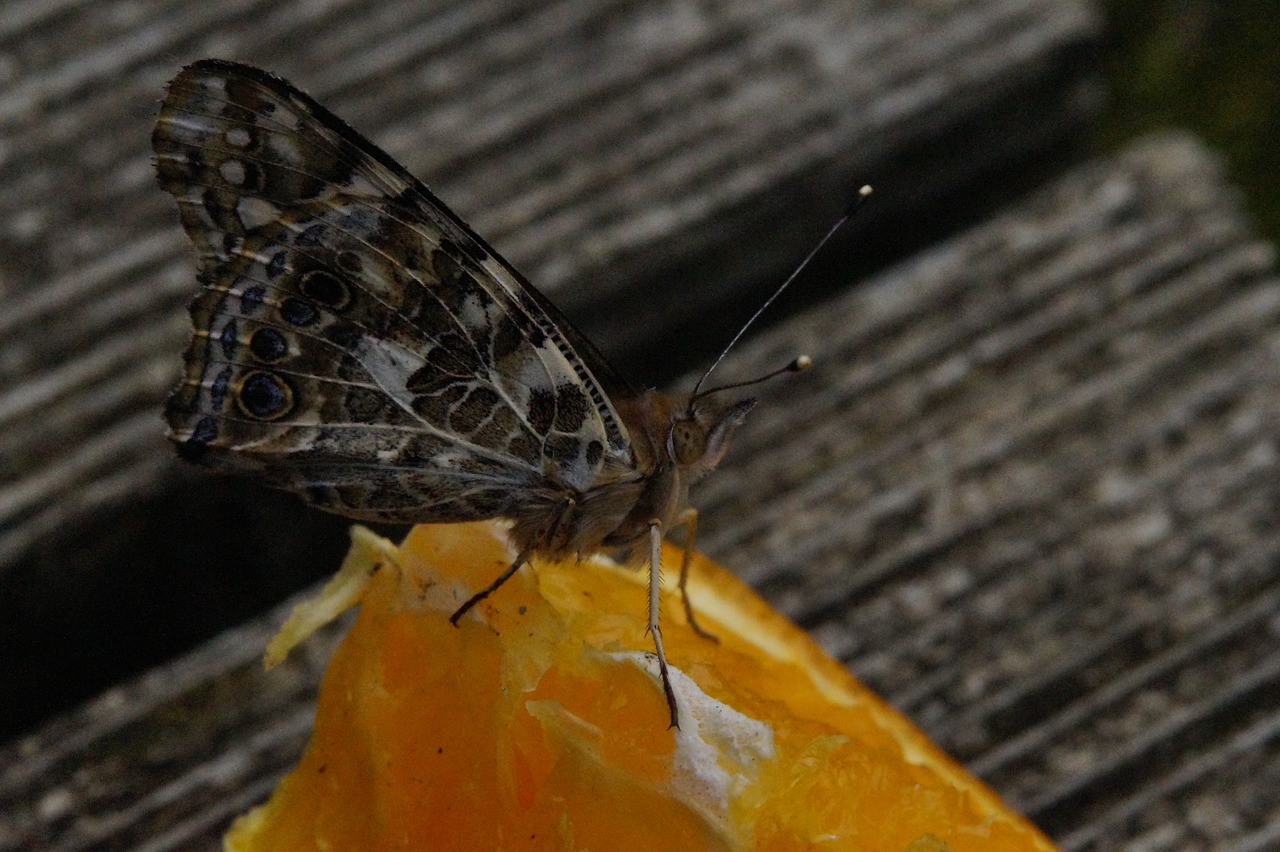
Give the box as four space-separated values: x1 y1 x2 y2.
237 196 281 230
355 335 427 397
219 159 247 185
225 127 251 148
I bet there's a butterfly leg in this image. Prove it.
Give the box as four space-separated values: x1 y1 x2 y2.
647 519 681 729
674 508 719 643
449 547 532 626
450 498 574 625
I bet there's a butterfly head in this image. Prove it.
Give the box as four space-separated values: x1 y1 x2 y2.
667 395 757 482
665 352 809 480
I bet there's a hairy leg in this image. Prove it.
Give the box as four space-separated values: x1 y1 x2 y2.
449 547 531 625
674 507 719 642
647 520 680 729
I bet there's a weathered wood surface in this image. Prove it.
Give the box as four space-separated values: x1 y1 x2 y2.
701 133 1280 849
0 0 1100 740
6 132 1279 850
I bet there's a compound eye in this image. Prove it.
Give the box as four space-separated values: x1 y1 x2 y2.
670 418 708 467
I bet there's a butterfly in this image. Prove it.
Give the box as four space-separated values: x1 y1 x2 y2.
154 59 847 728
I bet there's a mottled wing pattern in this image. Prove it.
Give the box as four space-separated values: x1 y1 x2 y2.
154 59 635 523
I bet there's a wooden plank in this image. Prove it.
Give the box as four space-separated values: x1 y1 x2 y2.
0 591 345 851
7 132 1278 849
0 0 1100 740
698 133 1280 848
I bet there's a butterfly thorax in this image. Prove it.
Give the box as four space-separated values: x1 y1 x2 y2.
504 390 756 562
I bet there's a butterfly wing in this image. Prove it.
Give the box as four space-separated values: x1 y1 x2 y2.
154 59 635 523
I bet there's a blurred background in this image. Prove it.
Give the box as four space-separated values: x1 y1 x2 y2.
1099 1 1280 241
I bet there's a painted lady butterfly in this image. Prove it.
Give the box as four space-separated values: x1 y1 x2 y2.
155 59 850 727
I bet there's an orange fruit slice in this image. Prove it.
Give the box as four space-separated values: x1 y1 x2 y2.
225 521 1057 851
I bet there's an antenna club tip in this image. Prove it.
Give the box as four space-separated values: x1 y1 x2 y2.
843 186 874 217
791 355 813 372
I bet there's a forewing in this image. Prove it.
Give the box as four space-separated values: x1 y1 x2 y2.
154 60 634 522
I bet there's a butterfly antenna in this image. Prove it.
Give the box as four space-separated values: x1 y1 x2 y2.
693 355 812 399
689 185 873 405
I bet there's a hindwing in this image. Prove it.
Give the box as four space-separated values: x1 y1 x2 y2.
154 59 636 522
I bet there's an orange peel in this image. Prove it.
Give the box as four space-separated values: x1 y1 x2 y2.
225 520 1057 851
